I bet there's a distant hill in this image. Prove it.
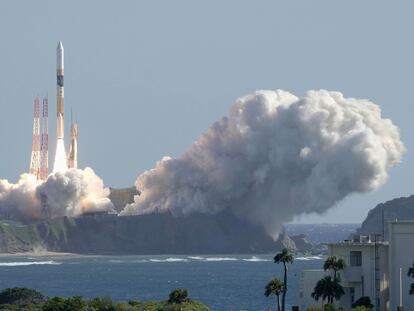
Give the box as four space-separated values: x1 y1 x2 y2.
357 195 414 239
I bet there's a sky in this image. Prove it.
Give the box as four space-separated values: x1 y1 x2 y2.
0 1 413 224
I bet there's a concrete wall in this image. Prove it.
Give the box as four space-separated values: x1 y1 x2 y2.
299 269 326 311
389 221 414 311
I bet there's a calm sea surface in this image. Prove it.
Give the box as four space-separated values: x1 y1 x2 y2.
0 254 323 311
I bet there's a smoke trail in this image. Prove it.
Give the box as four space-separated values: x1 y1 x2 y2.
121 90 405 236
0 167 113 222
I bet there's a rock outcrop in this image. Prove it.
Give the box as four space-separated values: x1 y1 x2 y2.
0 211 298 254
357 195 414 239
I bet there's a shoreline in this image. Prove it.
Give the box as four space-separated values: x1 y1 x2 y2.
0 251 77 257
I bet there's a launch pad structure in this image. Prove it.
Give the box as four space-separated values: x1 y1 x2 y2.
29 96 49 180
29 41 78 180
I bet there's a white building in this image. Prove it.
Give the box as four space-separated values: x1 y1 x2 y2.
299 221 414 311
300 236 389 311
328 238 389 311
389 221 414 311
299 269 326 310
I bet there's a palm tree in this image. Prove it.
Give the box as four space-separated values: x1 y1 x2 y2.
265 278 284 311
274 248 294 311
408 261 414 295
323 256 346 280
311 276 345 305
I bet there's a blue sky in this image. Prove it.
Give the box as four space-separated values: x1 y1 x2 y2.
0 1 413 223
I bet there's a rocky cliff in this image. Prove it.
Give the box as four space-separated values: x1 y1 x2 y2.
0 212 299 254
357 195 414 239
0 187 317 254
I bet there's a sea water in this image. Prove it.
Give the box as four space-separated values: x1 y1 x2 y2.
0 254 323 311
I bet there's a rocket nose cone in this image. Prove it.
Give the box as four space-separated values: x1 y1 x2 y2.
57 41 63 50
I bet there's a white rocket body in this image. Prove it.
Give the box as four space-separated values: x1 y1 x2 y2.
56 42 64 139
52 41 68 173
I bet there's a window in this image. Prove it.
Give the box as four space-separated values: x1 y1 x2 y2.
350 251 362 266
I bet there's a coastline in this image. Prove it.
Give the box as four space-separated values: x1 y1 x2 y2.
0 251 77 257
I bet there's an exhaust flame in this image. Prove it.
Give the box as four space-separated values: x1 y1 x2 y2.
53 139 68 173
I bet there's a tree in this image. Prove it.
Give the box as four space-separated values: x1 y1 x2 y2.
0 287 44 305
274 248 294 311
41 297 66 311
312 276 345 305
42 296 87 311
408 261 414 295
323 256 346 280
168 288 189 311
351 296 374 309
89 297 116 311
265 278 284 311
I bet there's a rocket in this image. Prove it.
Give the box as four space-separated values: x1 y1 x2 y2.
52 41 69 173
56 41 64 139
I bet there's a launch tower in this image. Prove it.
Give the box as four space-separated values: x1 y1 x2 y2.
29 96 49 180
40 96 49 179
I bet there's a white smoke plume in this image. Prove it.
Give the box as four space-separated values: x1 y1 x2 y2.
121 90 405 236
0 167 114 222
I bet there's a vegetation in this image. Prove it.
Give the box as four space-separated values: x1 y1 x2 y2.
0 288 44 306
0 288 209 311
273 248 293 311
351 296 373 309
312 256 345 307
323 256 345 280
168 289 189 304
408 261 414 295
264 278 284 311
311 276 345 305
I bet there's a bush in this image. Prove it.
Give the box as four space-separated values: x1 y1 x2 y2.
42 296 87 311
168 289 189 304
89 297 116 310
352 307 370 311
323 304 336 311
352 296 374 309
306 307 322 311
0 287 44 305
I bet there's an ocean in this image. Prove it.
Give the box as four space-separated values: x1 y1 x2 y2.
0 254 323 311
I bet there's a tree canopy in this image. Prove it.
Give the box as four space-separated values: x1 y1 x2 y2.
274 248 294 265
311 276 345 304
0 287 44 305
168 288 190 304
323 256 345 280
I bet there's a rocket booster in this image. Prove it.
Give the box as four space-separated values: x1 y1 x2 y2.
56 41 64 139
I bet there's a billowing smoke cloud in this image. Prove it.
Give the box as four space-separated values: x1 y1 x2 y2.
0 167 114 222
121 90 405 236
